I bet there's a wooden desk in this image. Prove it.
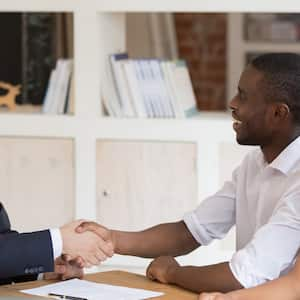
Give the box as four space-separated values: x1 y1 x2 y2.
0 271 198 300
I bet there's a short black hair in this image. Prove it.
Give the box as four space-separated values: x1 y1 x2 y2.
251 52 300 124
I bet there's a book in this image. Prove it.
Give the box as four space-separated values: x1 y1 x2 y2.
132 60 155 118
109 53 135 117
101 57 122 117
166 60 198 118
149 59 175 118
104 54 197 118
42 59 73 114
122 60 147 118
161 60 183 118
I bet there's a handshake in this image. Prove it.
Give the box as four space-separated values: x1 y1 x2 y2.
59 220 114 268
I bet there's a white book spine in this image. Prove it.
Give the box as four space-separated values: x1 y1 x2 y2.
102 58 122 117
113 60 136 117
57 59 73 114
48 59 65 114
161 61 183 118
42 69 57 114
171 60 198 118
123 60 147 118
133 60 154 118
142 60 163 118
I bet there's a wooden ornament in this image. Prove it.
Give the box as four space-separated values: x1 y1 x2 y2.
0 82 21 110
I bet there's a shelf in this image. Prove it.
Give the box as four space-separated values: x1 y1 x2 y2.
94 0 300 12
0 112 234 141
242 42 300 53
92 114 234 142
0 114 77 138
0 0 76 12
1 0 300 13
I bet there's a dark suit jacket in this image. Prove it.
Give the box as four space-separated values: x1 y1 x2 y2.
0 203 54 284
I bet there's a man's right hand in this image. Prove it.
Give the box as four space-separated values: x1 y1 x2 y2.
75 221 116 251
60 220 114 267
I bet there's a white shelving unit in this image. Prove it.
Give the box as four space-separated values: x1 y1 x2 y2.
227 13 300 100
4 0 297 273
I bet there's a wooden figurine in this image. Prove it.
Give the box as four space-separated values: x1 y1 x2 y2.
0 82 21 110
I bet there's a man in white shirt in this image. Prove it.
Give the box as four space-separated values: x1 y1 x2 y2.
77 52 300 293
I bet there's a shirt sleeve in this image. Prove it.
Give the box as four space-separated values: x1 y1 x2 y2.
229 189 300 288
183 166 238 246
49 228 63 259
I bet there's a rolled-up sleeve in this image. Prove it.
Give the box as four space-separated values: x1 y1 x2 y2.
183 168 238 246
229 190 300 288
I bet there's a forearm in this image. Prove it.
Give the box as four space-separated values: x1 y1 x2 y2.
167 262 242 294
0 230 54 279
112 221 199 258
227 274 299 300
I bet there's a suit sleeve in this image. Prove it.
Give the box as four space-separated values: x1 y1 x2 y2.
0 230 54 279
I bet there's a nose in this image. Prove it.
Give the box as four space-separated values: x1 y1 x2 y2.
229 94 238 111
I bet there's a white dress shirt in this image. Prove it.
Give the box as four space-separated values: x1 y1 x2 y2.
184 136 300 288
49 228 63 259
36 228 62 279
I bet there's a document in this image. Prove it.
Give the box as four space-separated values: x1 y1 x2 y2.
21 278 163 300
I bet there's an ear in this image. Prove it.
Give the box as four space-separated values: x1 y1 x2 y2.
273 103 290 121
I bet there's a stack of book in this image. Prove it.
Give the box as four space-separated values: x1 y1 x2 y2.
246 14 300 42
102 53 198 118
42 59 73 114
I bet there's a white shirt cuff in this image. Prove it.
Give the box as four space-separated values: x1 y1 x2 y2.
229 248 269 288
49 228 63 259
183 212 213 246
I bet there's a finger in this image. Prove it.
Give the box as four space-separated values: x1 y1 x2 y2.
94 250 107 263
147 270 155 281
76 221 96 233
86 254 101 266
84 261 92 268
73 256 85 267
77 257 85 268
97 240 114 257
146 264 154 281
61 254 72 262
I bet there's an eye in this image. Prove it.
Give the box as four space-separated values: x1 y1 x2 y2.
239 92 247 102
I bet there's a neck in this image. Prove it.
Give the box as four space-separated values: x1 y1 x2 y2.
261 128 300 163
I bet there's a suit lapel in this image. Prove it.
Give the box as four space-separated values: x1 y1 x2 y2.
0 203 11 233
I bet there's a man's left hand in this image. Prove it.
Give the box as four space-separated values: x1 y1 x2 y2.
44 255 84 280
146 256 179 284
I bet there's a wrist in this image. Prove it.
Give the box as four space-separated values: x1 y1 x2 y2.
59 226 68 253
111 230 119 253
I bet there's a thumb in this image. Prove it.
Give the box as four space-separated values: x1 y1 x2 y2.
75 222 91 233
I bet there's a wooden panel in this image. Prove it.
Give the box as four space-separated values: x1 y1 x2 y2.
0 137 74 231
96 140 197 231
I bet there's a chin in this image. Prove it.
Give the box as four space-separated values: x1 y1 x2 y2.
236 137 259 146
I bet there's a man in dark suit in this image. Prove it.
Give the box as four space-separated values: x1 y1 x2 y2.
0 202 113 284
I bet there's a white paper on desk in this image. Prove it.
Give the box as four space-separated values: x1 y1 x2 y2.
21 278 163 300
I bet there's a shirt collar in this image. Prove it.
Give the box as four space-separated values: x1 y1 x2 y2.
264 136 300 175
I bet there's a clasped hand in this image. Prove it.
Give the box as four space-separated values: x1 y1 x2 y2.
60 220 115 268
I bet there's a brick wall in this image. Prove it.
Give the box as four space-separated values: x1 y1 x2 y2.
174 13 227 111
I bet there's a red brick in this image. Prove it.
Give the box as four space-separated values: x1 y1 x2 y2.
175 13 226 111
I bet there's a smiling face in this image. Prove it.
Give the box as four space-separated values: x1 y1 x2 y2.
229 65 276 146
